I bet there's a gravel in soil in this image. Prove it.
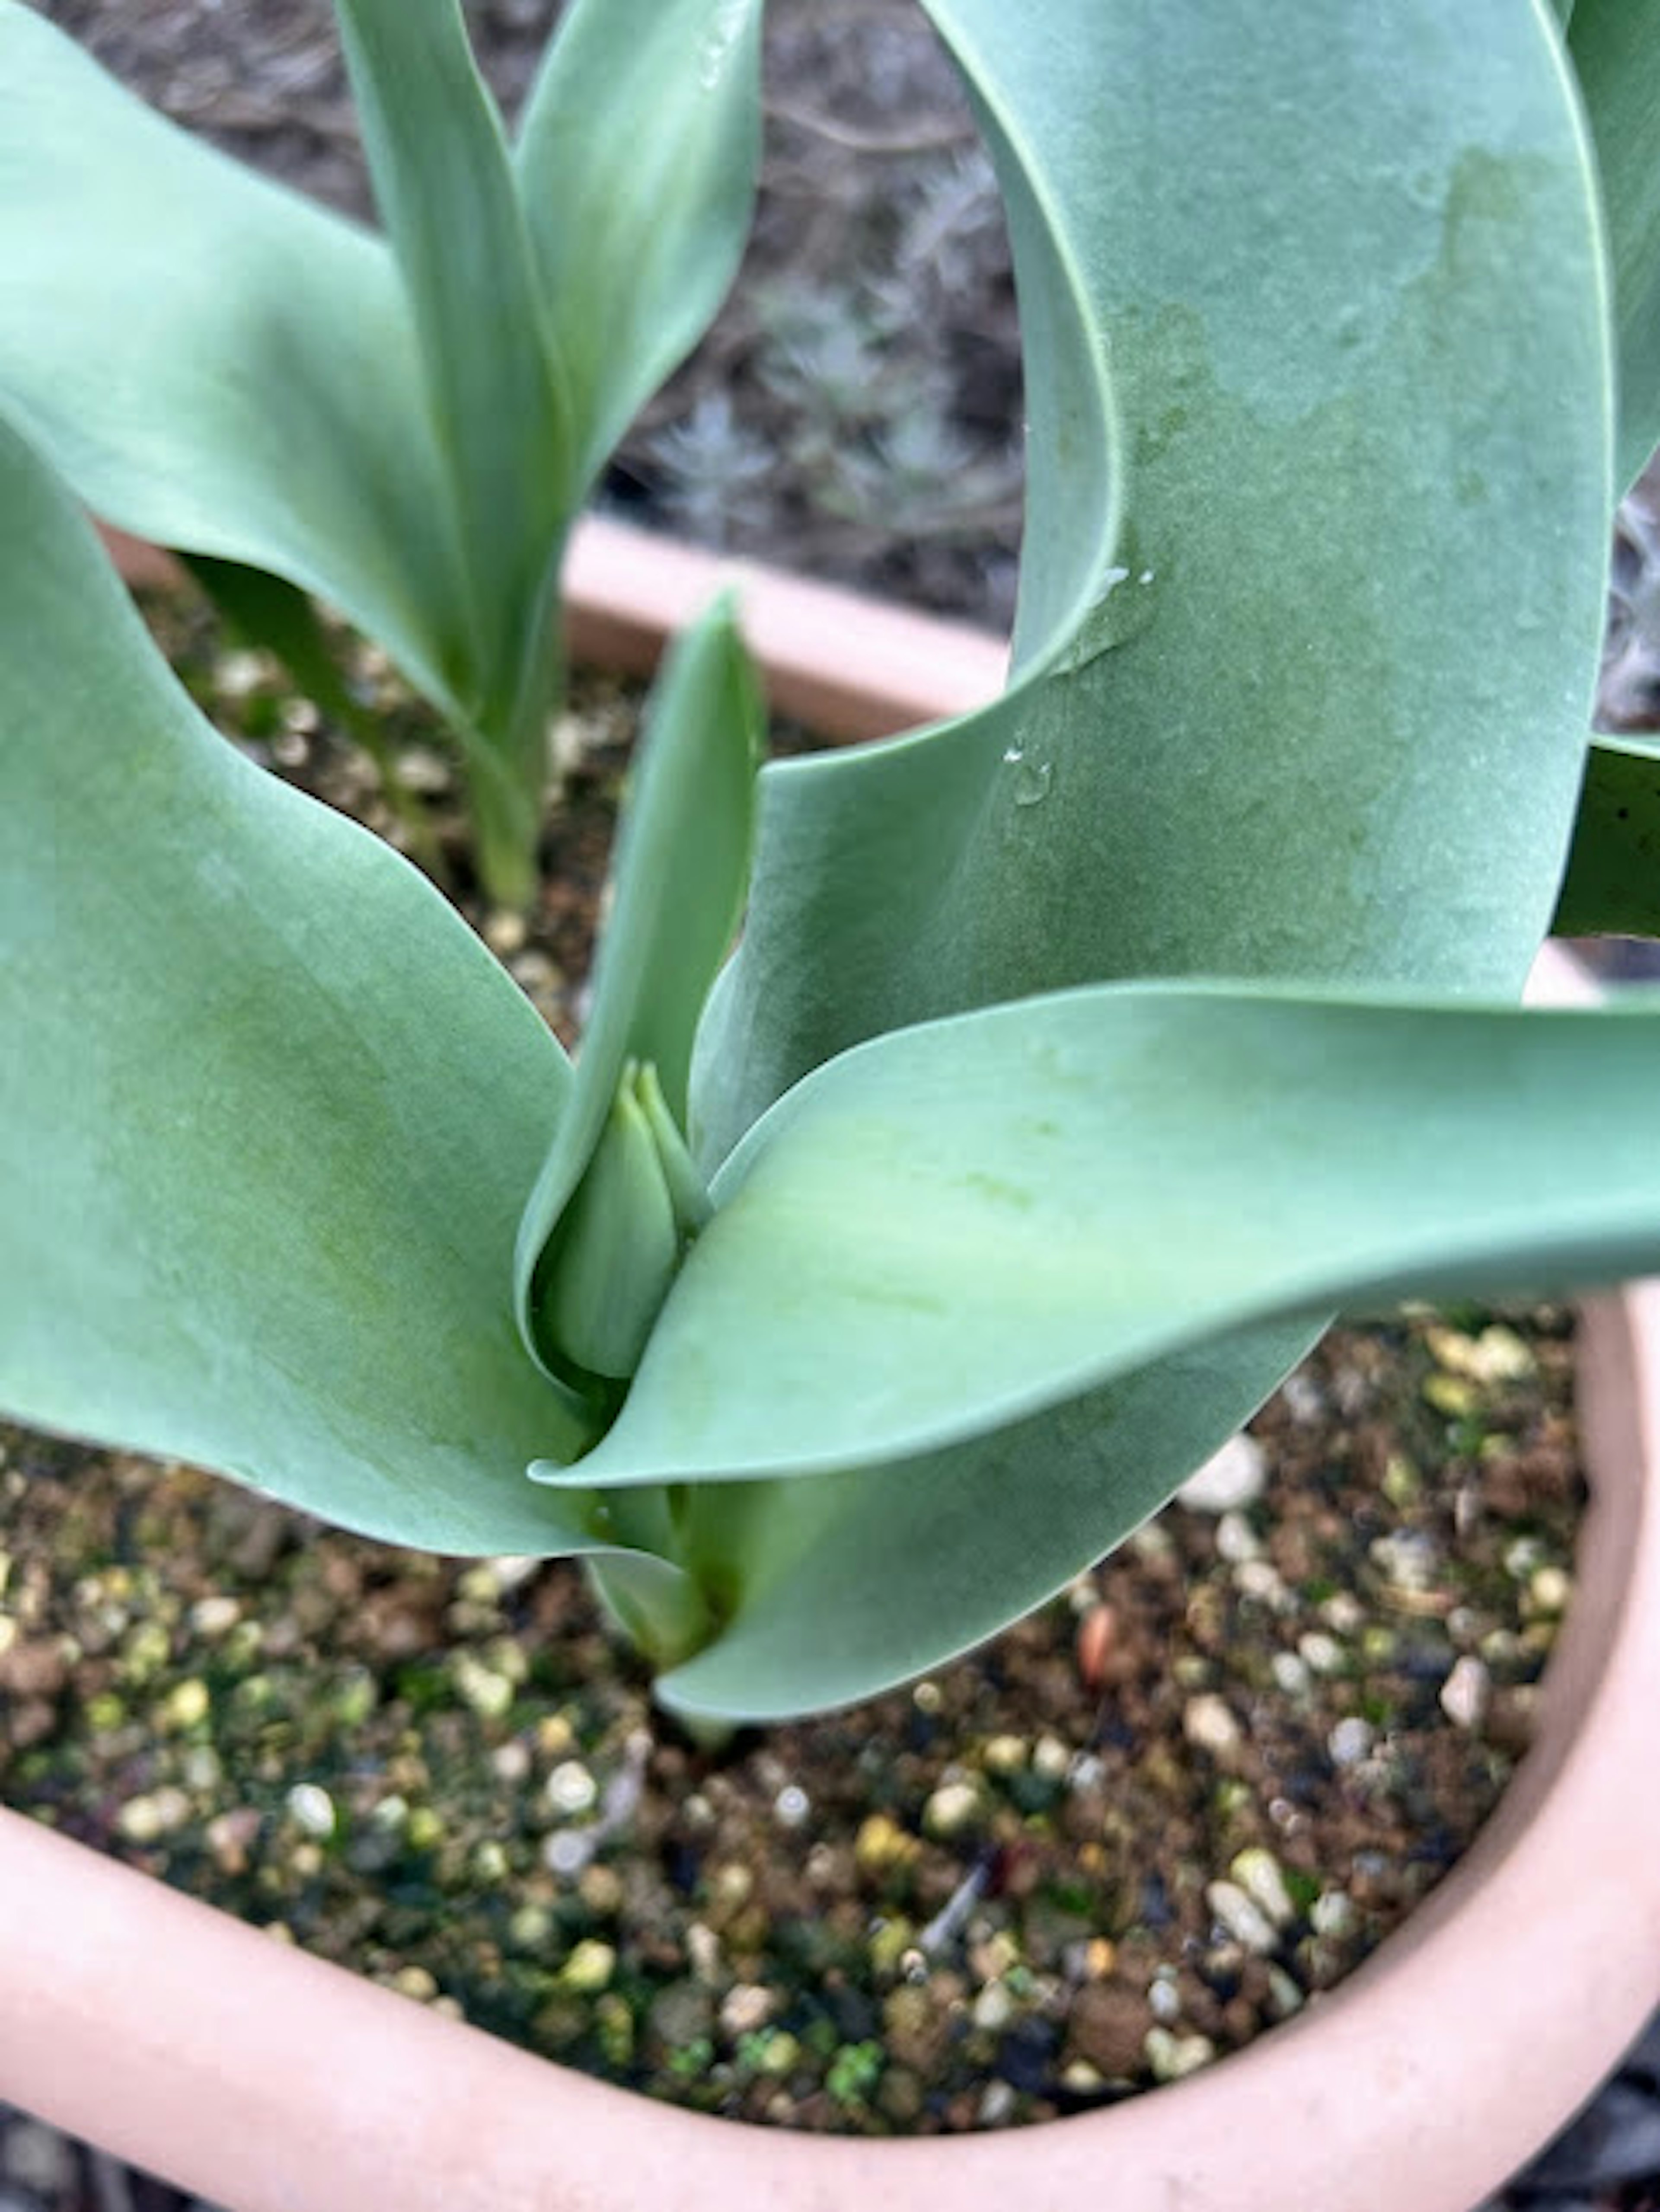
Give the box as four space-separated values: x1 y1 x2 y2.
0 594 1591 2141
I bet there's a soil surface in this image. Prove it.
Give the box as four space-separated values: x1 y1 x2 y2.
8 4 1660 2208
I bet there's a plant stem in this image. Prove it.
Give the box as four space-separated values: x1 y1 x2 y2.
585 1547 717 1673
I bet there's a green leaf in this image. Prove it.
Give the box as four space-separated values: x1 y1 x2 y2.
559 984 1660 1491
514 0 765 487
655 1319 1320 1720
692 0 1611 1167
0 410 604 1556
537 1064 695 1385
1554 734 1660 935
515 601 762 1363
334 0 572 737
0 4 464 715
1566 0 1660 490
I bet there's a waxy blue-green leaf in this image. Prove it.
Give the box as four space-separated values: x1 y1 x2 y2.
1566 0 1660 489
553 983 1660 1496
655 1319 1321 1720
335 0 571 739
0 4 464 715
515 0 764 488
0 412 605 1556
1554 734 1660 935
516 603 762 1368
692 0 1611 1166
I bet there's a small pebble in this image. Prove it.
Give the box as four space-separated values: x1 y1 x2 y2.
1216 1510 1261 1562
559 1940 617 1994
286 1783 336 1839
1178 1433 1267 1513
1032 1735 1072 1783
543 1831 591 1878
1205 1880 1279 1956
1076 1603 1117 1687
923 1780 982 1837
1311 1889 1358 1939
982 1734 1028 1775
450 1653 514 1720
546 1761 598 1816
1230 1848 1297 1929
977 2081 1018 2128
1299 1631 1346 1677
1280 1371 1327 1422
855 1813 919 1874
1320 1592 1366 1635
773 1784 811 1829
1266 1966 1306 2019
1439 1655 1491 1730
1144 2027 1217 2082
508 1905 554 1950
117 1787 192 1843
158 1677 211 1730
1371 1528 1443 1593
1328 1716 1375 1767
686 1922 722 1983
972 1981 1016 2033
720 1983 775 2038
1182 1695 1243 1758
188 1595 242 1639
1233 1560 1289 1606
1147 1973 1182 2024
1528 1565 1572 1616
1271 1651 1312 1696
579 1864 624 1918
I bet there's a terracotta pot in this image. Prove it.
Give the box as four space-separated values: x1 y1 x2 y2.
4 527 1657 2212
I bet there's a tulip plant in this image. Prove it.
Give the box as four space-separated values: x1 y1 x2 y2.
3 0 1660 1723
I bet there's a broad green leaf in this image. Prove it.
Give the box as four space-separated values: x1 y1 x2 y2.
1566 0 1660 490
555 984 1660 1491
515 0 765 486
1554 735 1660 935
334 0 572 737
0 411 607 1557
692 0 1611 1167
655 1319 1320 1720
0 4 464 715
515 603 762 1362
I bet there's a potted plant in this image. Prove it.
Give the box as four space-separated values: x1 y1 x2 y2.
1 0 1659 2203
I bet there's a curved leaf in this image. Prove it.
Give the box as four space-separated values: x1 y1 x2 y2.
0 412 601 1556
335 0 572 730
557 984 1660 1491
1566 0 1660 490
655 1317 1319 1720
1554 734 1660 935
514 0 765 487
0 4 464 712
515 602 762 1363
691 0 1611 1166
